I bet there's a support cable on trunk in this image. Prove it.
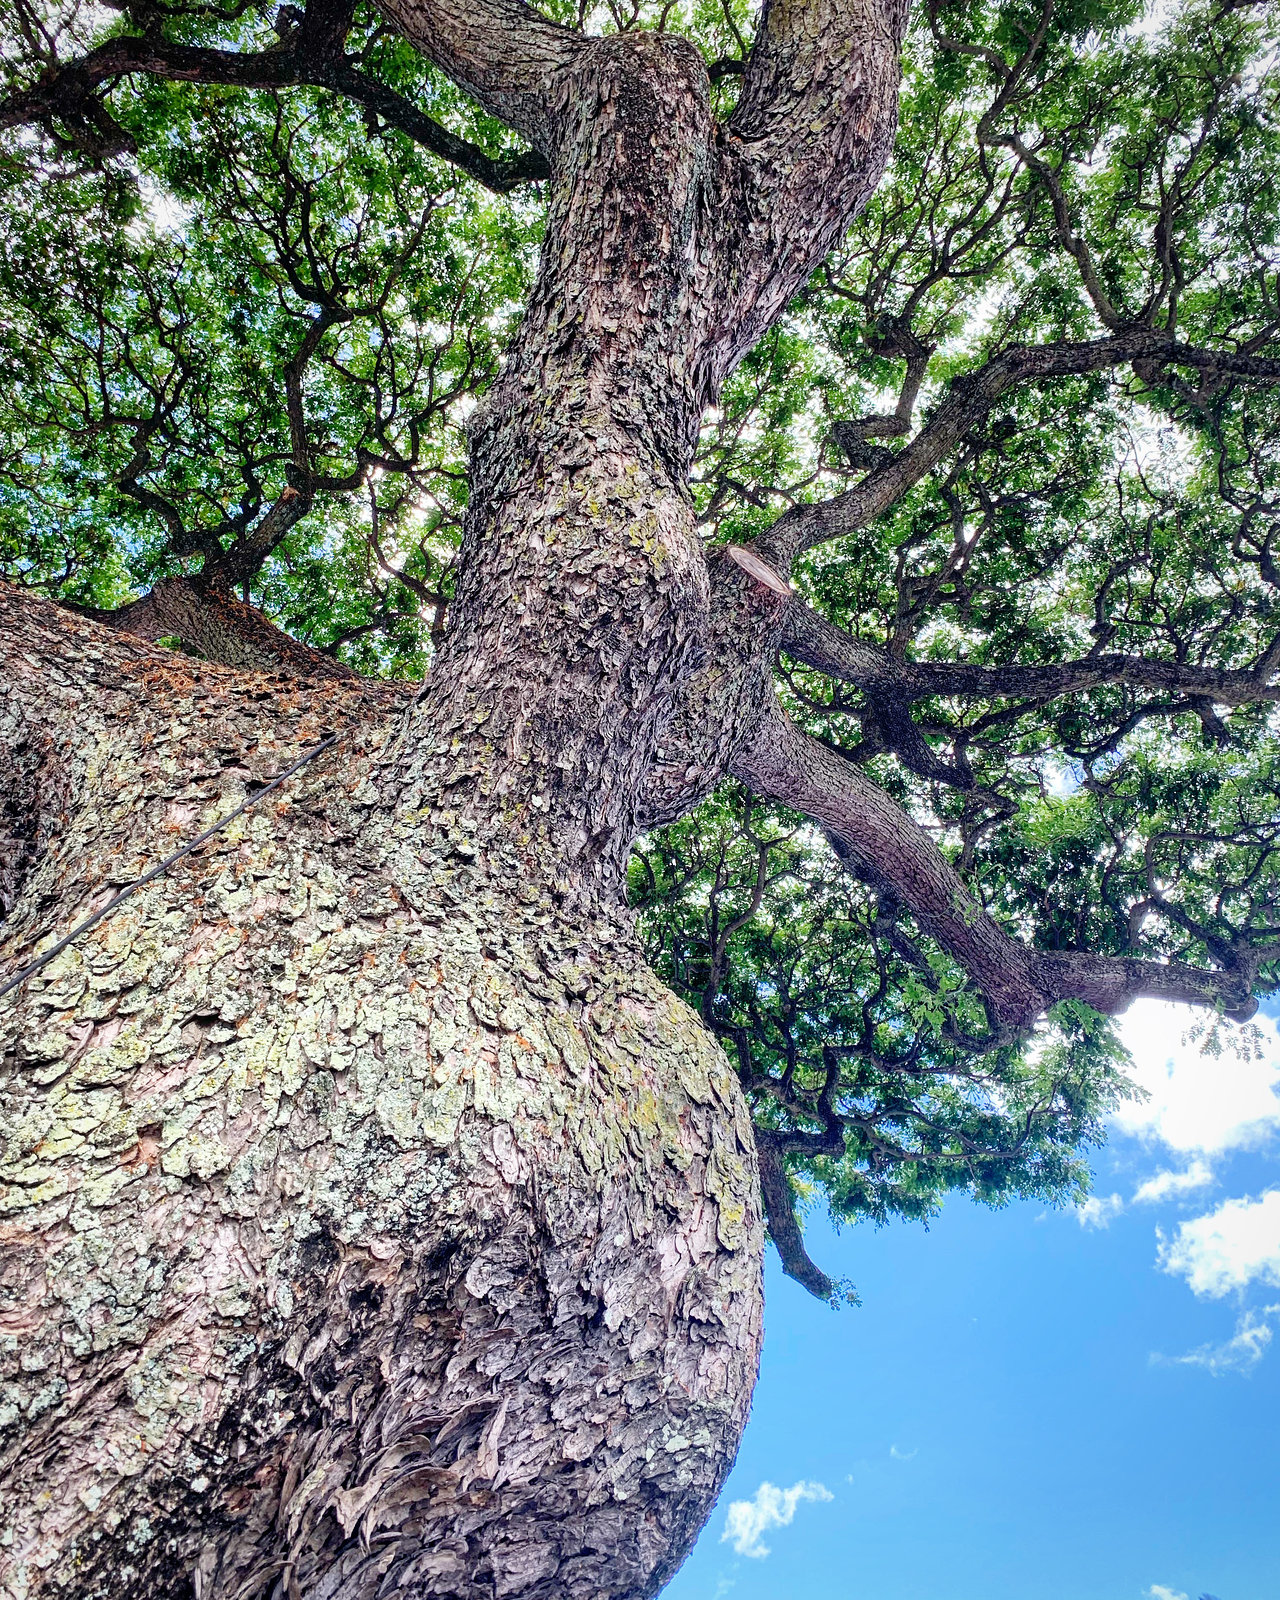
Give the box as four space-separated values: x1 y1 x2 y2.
0 733 339 1002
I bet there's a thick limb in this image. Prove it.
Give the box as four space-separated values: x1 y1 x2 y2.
369 0 581 152
708 0 910 383
754 1132 838 1302
756 334 1280 567
70 576 359 679
730 699 1259 1030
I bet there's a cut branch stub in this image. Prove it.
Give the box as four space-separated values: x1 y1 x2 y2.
726 545 792 596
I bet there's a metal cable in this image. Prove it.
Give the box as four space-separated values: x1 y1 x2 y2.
0 732 339 1003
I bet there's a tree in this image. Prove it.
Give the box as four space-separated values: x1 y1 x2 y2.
1 0 1278 1594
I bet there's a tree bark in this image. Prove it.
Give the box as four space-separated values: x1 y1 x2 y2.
0 585 764 1600
72 578 359 682
6 1 1269 1580
0 11 911 1594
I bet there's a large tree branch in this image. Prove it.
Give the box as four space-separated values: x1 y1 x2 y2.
709 0 909 383
369 0 579 154
71 576 358 679
754 1130 838 1302
782 603 1280 708
210 488 312 590
730 699 1259 1031
729 0 907 172
0 0 552 190
756 333 1280 567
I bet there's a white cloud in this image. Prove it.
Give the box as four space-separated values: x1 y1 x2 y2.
721 1480 833 1559
1078 1192 1125 1229
1077 1006 1280 1375
888 1445 917 1462
1158 1190 1280 1297
1114 1002 1280 1155
1155 1305 1280 1377
1132 1160 1215 1206
1145 1586 1188 1600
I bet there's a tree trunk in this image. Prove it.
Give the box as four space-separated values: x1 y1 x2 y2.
0 581 763 1600
1 11 909 1595
0 39 760 1596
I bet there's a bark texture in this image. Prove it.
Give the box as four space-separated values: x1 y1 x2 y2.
0 591 762 1599
0 7 920 1595
5 2 1273 1588
0 6 912 1593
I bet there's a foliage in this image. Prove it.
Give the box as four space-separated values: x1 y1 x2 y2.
1 41 542 669
631 787 1132 1230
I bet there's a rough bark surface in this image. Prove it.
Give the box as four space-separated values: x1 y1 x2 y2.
0 8 914 1596
5 1 1274 1588
0 591 762 1599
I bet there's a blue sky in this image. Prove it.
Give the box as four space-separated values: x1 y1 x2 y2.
664 1000 1280 1600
